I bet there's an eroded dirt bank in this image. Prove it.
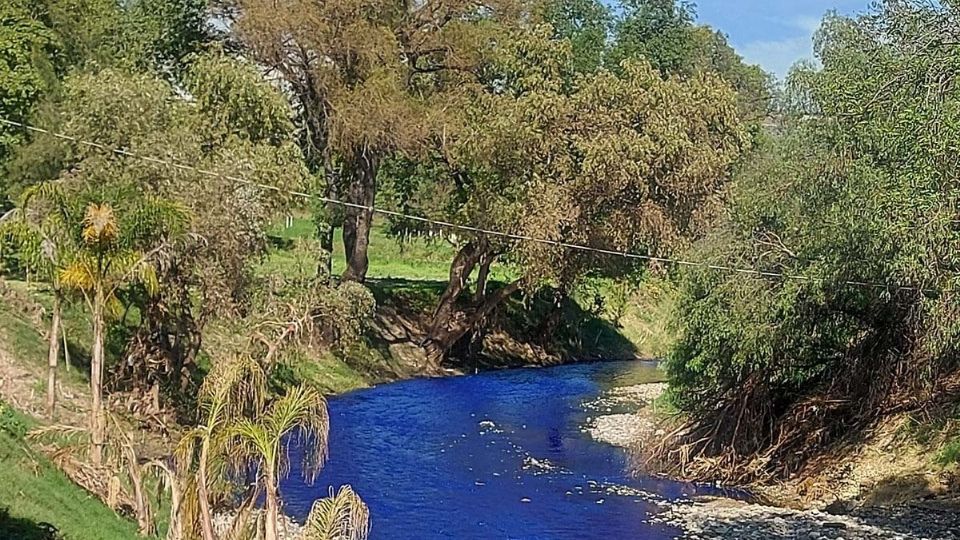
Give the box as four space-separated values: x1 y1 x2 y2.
582 381 960 540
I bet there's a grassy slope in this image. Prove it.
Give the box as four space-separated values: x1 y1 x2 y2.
0 291 144 540
0 406 143 540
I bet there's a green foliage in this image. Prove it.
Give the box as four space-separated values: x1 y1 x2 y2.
607 0 697 75
539 0 611 75
0 402 29 439
184 49 294 145
121 0 210 74
938 437 960 466
0 1 57 164
663 0 960 480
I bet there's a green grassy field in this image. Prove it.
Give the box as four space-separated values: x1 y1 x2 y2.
263 215 514 282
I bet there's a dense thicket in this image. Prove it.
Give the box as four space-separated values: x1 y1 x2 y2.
659 0 960 483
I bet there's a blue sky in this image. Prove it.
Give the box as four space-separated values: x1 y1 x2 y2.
693 1 870 79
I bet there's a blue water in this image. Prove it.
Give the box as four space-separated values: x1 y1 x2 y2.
281 361 726 539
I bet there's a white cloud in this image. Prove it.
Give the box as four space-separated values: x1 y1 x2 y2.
738 36 812 80
736 16 824 80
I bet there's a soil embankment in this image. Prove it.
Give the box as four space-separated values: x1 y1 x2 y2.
582 381 960 540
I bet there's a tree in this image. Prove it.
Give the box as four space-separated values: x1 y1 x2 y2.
231 385 330 540
56 199 185 464
0 1 56 171
233 0 521 282
539 0 611 75
659 0 960 482
394 26 748 365
176 354 267 540
606 0 697 75
1 191 76 419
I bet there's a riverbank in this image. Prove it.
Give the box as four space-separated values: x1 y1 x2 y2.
654 497 960 540
582 381 960 540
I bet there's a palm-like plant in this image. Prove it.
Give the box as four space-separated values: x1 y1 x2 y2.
1 196 74 419
57 202 167 464
302 486 370 540
176 354 267 540
230 384 330 540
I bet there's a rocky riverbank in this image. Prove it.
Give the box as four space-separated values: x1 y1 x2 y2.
582 381 666 447
213 511 304 540
654 497 960 540
581 380 960 540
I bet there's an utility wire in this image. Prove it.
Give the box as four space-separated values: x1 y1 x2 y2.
0 117 937 293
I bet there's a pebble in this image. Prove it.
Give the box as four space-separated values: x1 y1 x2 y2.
213 511 303 540
651 500 960 540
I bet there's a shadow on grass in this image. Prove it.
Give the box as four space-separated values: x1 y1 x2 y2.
0 508 64 540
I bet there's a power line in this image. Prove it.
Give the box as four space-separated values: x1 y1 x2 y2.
0 117 936 294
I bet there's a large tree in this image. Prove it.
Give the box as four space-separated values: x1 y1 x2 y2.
233 0 521 282
392 27 748 365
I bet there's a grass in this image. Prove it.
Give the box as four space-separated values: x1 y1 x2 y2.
272 348 376 394
0 404 142 540
0 280 131 389
263 214 677 361
939 436 960 465
263 215 513 282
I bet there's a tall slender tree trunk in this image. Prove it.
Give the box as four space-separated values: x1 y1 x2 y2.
197 439 216 540
263 463 280 540
341 149 378 283
90 288 106 466
62 320 71 372
474 254 492 304
126 447 154 536
318 160 339 279
46 293 62 419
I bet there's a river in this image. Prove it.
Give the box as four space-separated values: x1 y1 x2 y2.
280 361 731 539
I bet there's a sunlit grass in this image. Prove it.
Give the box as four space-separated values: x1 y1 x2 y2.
0 404 143 540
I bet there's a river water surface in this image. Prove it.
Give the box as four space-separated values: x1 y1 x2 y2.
281 361 726 539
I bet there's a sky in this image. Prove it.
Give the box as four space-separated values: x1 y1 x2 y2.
693 0 871 79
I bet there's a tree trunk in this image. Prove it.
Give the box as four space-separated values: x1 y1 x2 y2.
197 439 216 540
126 448 154 536
431 242 483 334
537 290 567 346
474 254 492 304
426 279 522 366
341 148 378 283
318 160 339 279
62 320 71 372
263 464 280 540
46 293 62 419
146 460 182 540
91 289 106 466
